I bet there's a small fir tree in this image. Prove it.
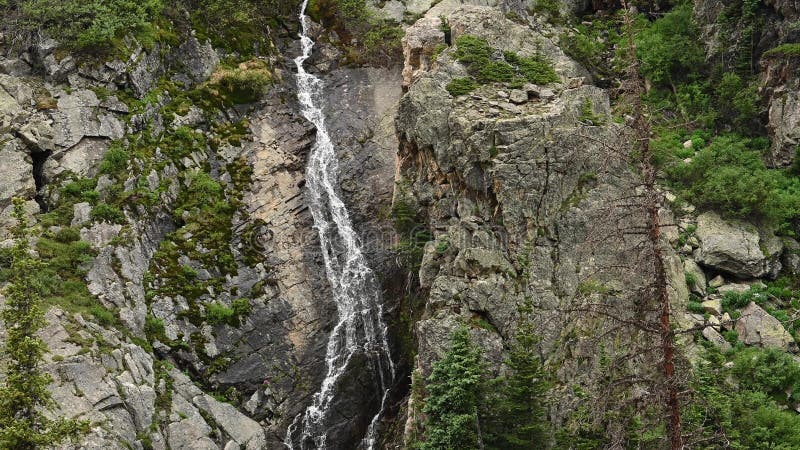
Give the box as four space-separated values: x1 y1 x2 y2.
483 301 549 449
421 326 486 450
0 198 88 449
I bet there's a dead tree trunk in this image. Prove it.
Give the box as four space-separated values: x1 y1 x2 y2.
620 2 683 448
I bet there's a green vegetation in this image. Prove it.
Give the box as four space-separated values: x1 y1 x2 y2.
685 345 800 448
205 299 251 326
559 15 620 79
2 0 165 52
0 199 88 448
307 0 403 66
578 98 604 126
446 77 479 96
663 134 800 229
764 43 800 57
418 327 485 450
446 35 559 95
391 181 432 273
186 0 301 56
482 301 549 449
634 3 704 88
416 311 548 449
207 60 273 105
629 2 800 234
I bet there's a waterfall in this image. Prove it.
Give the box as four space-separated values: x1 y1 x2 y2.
284 1 395 449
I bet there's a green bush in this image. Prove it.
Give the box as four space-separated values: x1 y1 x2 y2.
231 298 251 317
307 0 403 66
91 203 125 224
54 227 81 243
634 3 704 87
99 144 131 176
452 35 558 88
206 302 235 325
6 0 164 52
667 134 800 227
732 347 800 403
144 315 167 342
446 77 479 96
211 60 273 104
89 305 116 326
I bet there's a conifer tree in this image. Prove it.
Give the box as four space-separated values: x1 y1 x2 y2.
483 301 549 450
420 326 486 450
0 198 87 449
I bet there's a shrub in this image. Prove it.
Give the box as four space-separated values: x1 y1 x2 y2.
209 59 273 104
54 227 81 243
99 144 130 176
6 0 164 52
634 3 704 87
144 314 167 341
668 134 800 227
205 302 235 325
763 43 800 58
91 203 125 224
89 305 116 326
732 347 800 403
231 298 251 317
453 35 558 87
687 301 705 314
446 77 479 96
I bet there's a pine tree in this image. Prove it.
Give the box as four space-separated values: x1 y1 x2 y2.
421 326 486 450
483 301 549 450
0 198 87 449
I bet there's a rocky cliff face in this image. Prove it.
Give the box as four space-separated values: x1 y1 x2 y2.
0 13 403 447
2 0 800 449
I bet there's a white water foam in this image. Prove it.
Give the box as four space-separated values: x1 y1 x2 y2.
284 1 395 449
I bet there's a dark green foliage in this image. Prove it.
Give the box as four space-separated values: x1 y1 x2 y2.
578 98 604 126
686 346 800 448
54 227 81 243
634 3 704 87
211 60 273 105
731 347 800 404
3 0 164 52
446 77 479 96
205 299 251 326
391 182 431 273
763 43 800 57
420 327 486 450
186 0 300 56
99 143 130 176
307 0 403 66
482 302 549 449
0 199 88 449
687 301 706 314
91 203 126 224
559 16 620 79
449 35 558 93
715 73 760 128
666 134 800 227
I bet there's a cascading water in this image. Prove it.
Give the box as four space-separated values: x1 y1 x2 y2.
284 1 395 449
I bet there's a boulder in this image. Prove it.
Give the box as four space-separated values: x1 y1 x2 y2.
735 302 796 351
717 283 751 295
71 202 92 227
694 212 782 278
171 37 219 86
701 298 722 316
783 237 800 276
0 140 35 208
702 326 732 352
683 258 707 296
